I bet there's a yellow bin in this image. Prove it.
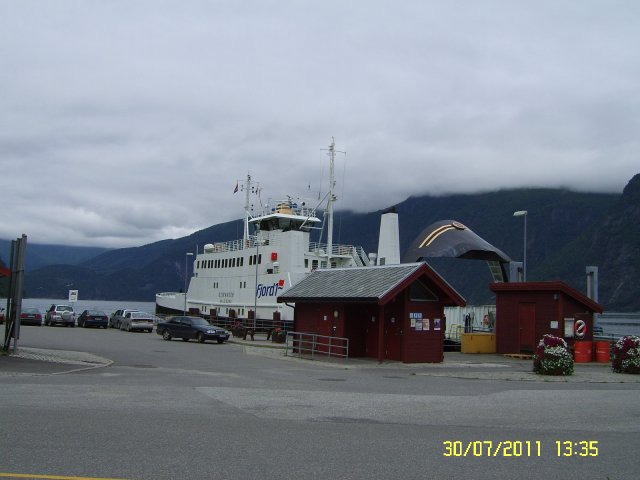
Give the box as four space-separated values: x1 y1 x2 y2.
461 333 497 354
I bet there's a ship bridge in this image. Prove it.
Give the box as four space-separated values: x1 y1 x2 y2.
249 199 321 232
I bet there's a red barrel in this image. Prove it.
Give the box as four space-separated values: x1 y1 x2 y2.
594 340 611 363
574 340 593 363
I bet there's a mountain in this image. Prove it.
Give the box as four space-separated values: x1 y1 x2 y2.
535 173 640 311
21 176 640 310
0 242 110 272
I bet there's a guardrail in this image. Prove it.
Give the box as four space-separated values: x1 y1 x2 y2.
285 332 349 360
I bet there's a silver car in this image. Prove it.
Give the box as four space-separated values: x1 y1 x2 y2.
45 304 75 327
120 311 154 333
109 309 139 329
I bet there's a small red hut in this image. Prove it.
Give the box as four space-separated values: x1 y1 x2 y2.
278 262 465 363
490 281 604 354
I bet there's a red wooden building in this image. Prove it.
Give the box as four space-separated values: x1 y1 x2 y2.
490 281 604 354
278 263 465 363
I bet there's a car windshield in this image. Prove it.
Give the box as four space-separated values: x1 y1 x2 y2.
57 306 73 312
88 310 106 316
131 312 152 319
23 308 39 314
189 318 210 326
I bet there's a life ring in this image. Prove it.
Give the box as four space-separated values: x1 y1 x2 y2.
574 319 587 339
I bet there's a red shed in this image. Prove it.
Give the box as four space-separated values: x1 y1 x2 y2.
490 281 604 354
278 262 465 363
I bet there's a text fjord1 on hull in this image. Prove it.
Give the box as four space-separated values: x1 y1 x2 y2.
155 139 377 324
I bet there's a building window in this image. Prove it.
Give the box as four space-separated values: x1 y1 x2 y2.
409 280 438 302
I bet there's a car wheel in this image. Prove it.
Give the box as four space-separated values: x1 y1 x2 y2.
182 337 189 342
196 332 205 343
162 330 172 341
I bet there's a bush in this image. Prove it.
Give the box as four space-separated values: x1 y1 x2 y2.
271 328 287 343
533 334 574 376
612 335 640 374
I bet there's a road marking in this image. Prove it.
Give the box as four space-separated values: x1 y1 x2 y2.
0 474 129 480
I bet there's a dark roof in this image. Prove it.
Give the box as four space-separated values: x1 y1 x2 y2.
490 281 604 313
278 262 465 306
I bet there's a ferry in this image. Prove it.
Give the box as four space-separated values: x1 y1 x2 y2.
155 139 388 323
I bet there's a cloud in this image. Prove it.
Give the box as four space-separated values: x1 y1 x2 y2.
1 1 639 247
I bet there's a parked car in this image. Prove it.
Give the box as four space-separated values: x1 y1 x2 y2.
109 309 139 329
20 307 43 326
120 311 154 333
45 304 75 327
77 309 108 328
156 316 230 344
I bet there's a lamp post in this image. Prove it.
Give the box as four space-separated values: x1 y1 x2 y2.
513 210 528 281
184 252 194 314
253 224 260 333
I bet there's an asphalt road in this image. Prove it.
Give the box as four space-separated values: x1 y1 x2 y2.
1 326 639 480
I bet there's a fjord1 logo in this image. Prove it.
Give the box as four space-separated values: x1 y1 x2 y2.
256 279 286 298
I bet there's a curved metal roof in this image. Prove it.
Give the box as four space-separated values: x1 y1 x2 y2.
402 220 512 264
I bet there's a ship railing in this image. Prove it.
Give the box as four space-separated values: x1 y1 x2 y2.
309 242 359 257
284 332 349 361
202 235 281 253
254 201 318 219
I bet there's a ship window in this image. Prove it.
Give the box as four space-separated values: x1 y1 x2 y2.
305 259 309 268
312 260 318 270
232 258 236 268
258 254 262 264
249 256 253 266
240 257 244 267
224 259 228 268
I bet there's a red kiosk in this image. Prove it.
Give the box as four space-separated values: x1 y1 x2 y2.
278 262 465 363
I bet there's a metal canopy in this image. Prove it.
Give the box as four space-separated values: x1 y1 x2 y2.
402 220 512 282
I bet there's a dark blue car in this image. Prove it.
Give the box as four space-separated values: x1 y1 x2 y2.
156 316 230 344
77 309 109 328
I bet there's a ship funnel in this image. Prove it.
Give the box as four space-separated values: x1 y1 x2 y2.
377 207 400 265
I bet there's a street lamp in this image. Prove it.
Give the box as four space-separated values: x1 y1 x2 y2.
513 210 528 281
253 224 260 333
184 252 194 314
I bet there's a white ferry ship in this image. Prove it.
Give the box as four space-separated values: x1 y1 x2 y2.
155 139 396 323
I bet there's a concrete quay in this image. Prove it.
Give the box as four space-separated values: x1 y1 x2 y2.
2 333 637 383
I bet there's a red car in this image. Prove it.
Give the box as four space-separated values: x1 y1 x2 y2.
20 307 43 326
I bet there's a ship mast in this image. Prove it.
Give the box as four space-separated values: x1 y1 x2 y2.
325 137 344 267
243 173 252 245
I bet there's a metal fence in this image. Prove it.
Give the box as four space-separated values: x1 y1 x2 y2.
155 313 293 334
284 332 349 360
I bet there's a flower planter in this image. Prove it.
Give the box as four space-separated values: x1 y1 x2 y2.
533 334 574 376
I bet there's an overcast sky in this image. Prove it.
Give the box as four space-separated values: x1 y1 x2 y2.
1 1 639 249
